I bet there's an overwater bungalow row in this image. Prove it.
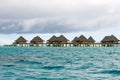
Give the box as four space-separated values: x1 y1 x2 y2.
12 36 44 47
7 34 120 47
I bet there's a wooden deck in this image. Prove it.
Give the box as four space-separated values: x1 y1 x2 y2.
4 43 120 47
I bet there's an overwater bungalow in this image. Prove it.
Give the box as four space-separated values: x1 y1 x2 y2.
87 36 95 46
72 35 88 46
72 37 79 46
47 35 58 46
79 35 88 46
47 35 69 47
13 36 28 47
101 35 119 47
30 36 44 47
58 35 69 46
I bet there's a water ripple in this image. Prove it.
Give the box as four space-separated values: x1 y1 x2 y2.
0 47 120 79
91 69 120 75
100 70 120 75
42 66 65 70
15 59 42 65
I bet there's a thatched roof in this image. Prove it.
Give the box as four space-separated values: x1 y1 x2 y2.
31 36 43 42
110 35 119 41
101 35 119 42
48 35 57 42
16 36 27 42
72 37 79 42
79 35 88 42
48 35 69 42
58 35 69 41
88 36 95 42
101 36 109 42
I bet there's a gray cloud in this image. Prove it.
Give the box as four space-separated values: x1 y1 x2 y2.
0 20 23 33
0 0 120 33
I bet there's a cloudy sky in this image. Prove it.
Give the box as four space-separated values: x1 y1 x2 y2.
0 0 120 45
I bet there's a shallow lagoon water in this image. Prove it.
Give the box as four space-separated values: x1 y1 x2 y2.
0 47 120 80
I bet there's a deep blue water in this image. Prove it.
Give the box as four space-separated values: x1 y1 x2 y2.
0 47 120 80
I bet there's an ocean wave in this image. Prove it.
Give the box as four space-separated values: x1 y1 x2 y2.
3 72 16 77
2 64 15 67
15 59 42 65
36 78 68 80
1 47 120 79
42 66 65 70
91 70 120 75
100 70 120 75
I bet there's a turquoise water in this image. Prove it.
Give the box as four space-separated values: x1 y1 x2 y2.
0 47 120 80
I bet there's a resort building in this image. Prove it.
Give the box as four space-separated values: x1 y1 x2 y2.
72 35 89 46
87 36 95 46
101 35 119 47
72 37 79 46
58 35 69 46
47 35 69 47
13 36 28 47
79 35 88 45
47 35 58 46
30 36 44 47
72 35 96 47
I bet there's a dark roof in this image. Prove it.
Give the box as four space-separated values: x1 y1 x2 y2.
58 35 69 41
79 35 88 42
72 37 79 42
31 36 43 42
48 35 57 42
48 35 69 42
101 35 119 42
110 35 119 41
101 36 110 42
16 36 27 42
88 36 95 42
